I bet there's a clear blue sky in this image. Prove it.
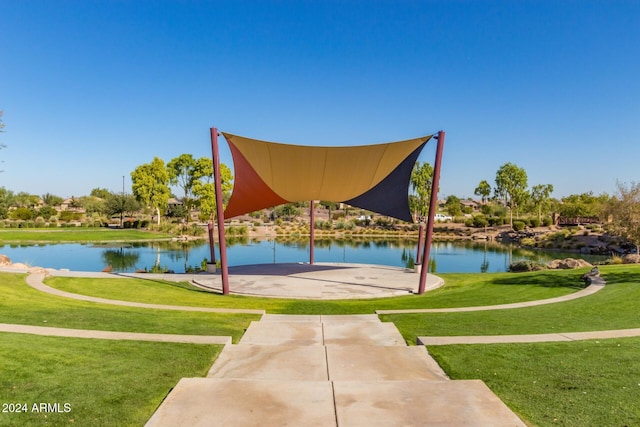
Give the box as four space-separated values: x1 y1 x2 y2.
1 0 638 200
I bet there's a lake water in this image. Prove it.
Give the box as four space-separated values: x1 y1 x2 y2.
0 238 608 274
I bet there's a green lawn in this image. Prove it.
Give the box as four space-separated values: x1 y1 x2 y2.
429 338 640 427
0 333 222 427
3 265 640 426
0 273 259 341
0 228 172 243
383 265 640 343
44 268 584 314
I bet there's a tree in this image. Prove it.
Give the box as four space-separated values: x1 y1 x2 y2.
41 193 64 207
105 193 141 226
167 154 199 223
610 181 640 255
90 188 111 199
444 195 462 217
558 192 609 219
530 184 554 223
474 180 492 204
494 162 528 228
192 157 233 221
131 157 171 225
410 161 434 220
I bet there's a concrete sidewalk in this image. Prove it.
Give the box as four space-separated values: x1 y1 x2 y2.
146 315 527 426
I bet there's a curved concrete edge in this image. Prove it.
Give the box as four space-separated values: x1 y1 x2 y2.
417 327 640 345
23 272 265 315
0 323 231 344
376 283 605 315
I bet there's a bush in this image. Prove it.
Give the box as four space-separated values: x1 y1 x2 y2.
508 260 546 272
512 220 526 231
473 215 488 228
542 217 553 226
529 217 541 228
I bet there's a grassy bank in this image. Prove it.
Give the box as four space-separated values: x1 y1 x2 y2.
0 228 173 243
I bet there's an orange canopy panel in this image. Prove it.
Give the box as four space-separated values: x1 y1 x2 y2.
221 132 433 222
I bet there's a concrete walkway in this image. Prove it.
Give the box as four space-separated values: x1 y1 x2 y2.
146 315 527 426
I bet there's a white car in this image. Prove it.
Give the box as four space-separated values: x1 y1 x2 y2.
434 213 453 222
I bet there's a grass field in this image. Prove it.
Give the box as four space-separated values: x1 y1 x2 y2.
0 333 222 426
0 228 173 243
2 265 640 426
45 268 584 314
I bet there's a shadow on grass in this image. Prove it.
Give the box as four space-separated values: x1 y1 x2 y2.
492 270 588 289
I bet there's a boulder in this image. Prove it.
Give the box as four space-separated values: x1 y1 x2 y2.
623 254 640 264
548 258 593 270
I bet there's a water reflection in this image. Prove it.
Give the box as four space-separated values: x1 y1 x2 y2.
0 238 609 274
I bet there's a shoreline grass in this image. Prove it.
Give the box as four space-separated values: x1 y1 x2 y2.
0 228 173 243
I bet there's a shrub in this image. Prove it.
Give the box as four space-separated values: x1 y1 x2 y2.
512 220 526 231
473 215 488 228
542 217 553 226
529 217 541 227
508 260 546 272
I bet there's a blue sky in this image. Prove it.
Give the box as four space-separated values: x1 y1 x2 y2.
1 0 638 200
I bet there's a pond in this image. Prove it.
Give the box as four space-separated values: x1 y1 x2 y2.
0 237 609 274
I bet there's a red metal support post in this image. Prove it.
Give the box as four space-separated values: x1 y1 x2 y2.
211 128 230 295
208 222 216 264
418 130 445 294
309 200 315 264
416 222 425 264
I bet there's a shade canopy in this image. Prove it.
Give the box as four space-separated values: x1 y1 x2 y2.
221 132 433 222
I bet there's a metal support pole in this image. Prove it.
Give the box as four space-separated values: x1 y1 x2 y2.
207 221 216 264
418 130 445 294
416 222 425 265
211 128 229 295
310 200 315 264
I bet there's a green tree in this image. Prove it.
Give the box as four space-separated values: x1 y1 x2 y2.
558 192 609 219
90 188 111 199
78 195 107 216
0 187 15 219
105 193 139 227
131 157 171 225
494 163 528 228
410 161 434 220
530 184 554 223
41 193 64 207
609 181 640 255
167 154 199 223
474 180 492 204
192 157 233 221
444 195 462 217
13 192 40 209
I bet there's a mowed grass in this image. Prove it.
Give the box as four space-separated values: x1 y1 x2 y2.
0 228 172 243
0 273 259 342
0 333 222 426
45 268 584 314
382 265 640 344
3 265 640 426
429 338 640 427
